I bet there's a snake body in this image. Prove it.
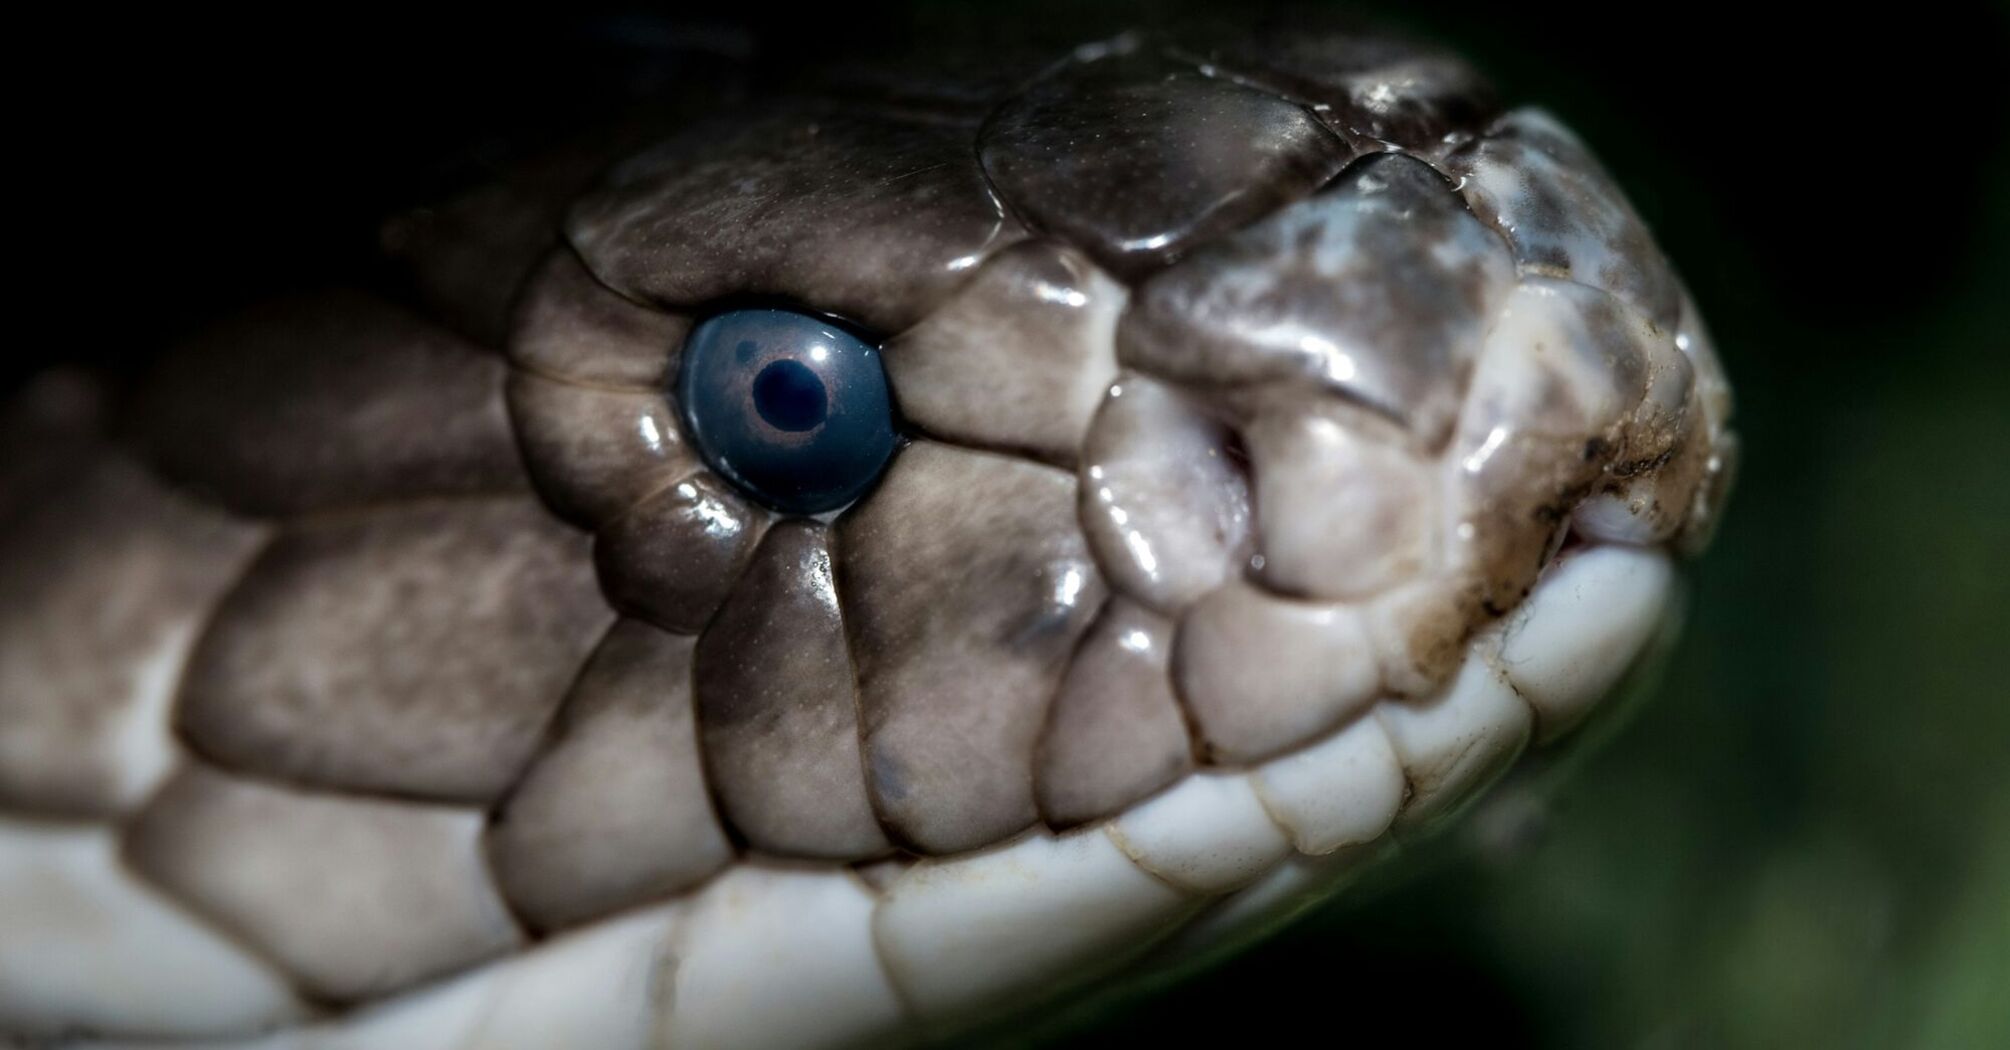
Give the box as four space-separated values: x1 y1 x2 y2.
0 18 1734 1049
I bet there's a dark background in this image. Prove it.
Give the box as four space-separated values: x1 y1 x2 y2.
30 3 2010 1046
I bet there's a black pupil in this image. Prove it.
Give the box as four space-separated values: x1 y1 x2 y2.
751 359 829 432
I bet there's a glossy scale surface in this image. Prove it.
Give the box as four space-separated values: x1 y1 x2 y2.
0 13 1734 1049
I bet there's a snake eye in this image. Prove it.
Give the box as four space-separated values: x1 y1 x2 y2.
676 308 899 515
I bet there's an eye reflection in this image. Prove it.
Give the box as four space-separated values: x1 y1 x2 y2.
677 308 898 515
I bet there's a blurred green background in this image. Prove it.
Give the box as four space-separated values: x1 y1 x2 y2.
44 2 2008 1046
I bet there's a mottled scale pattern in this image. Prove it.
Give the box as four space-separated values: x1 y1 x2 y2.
1119 150 1515 443
693 521 889 859
128 290 527 516
1034 600 1194 828
835 441 1105 854
0 19 1736 1048
174 497 609 802
0 444 266 817
485 619 731 931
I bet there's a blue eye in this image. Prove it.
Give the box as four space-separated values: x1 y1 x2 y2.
676 308 900 515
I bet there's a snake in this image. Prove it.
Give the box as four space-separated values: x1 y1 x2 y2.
0 14 1737 1049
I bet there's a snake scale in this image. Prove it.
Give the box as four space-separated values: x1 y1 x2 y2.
0 14 1736 1049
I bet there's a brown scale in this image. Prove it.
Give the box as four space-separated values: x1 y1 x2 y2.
174 496 610 803
693 520 889 859
127 289 526 517
484 619 731 932
834 441 1105 854
978 43 1355 277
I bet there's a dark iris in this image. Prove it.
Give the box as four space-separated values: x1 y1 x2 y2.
676 308 899 515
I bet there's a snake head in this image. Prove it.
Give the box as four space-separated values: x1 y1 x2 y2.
2 16 1737 1047
517 24 1736 858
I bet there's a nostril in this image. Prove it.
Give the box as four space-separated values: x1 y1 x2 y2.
1077 373 1254 615
1216 423 1255 551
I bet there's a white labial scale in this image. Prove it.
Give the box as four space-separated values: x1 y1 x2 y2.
0 819 307 1040
1142 842 1394 970
1375 645 1534 828
293 970 497 1050
1078 374 1251 614
873 829 1197 1024
1496 544 1676 743
660 865 905 1050
1107 771 1295 894
91 906 685 1050
457 905 682 1050
122 766 524 1003
1251 715 1407 855
154 980 481 1050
